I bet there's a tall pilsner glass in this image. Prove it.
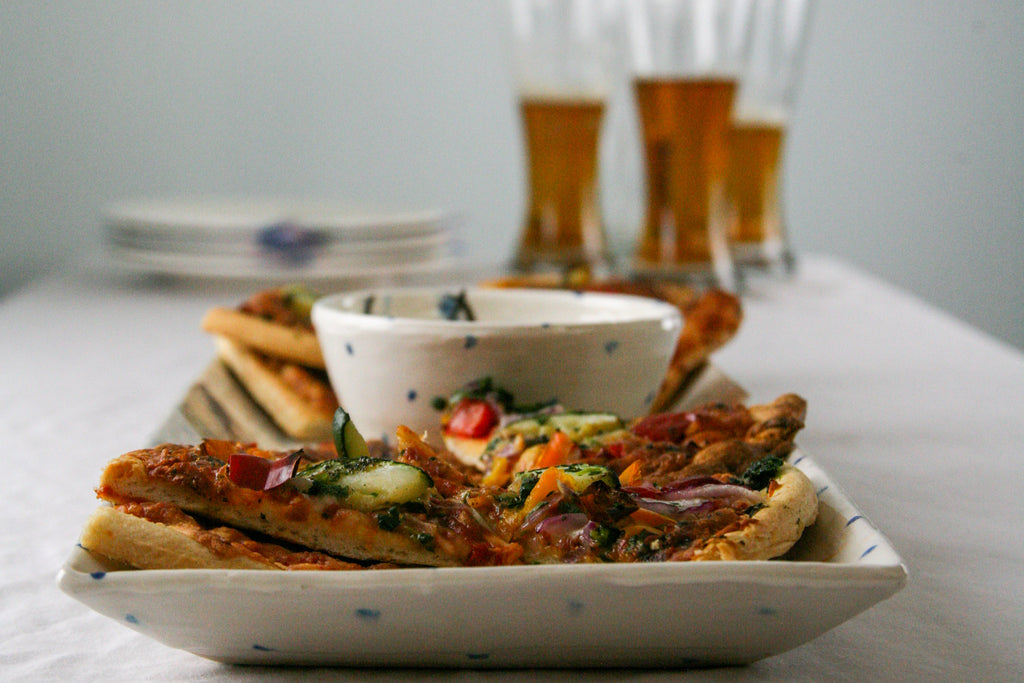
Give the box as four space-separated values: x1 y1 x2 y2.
510 0 618 273
625 0 755 289
728 0 814 273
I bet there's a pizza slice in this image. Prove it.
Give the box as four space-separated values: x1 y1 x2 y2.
442 389 816 563
200 285 341 441
200 284 325 368
464 459 816 563
212 335 338 442
648 288 743 413
94 435 519 568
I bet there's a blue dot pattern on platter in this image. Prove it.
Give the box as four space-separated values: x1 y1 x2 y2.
859 544 878 559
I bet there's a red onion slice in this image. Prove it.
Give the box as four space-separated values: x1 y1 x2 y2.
533 512 590 539
661 483 767 505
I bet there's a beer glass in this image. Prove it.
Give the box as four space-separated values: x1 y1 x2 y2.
510 0 618 273
625 0 755 288
728 0 814 273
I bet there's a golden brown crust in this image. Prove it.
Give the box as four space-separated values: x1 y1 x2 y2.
692 465 818 561
213 336 336 441
81 505 277 570
80 503 372 570
648 289 743 413
201 307 324 369
745 393 808 456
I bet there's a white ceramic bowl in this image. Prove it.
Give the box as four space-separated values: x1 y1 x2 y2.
311 286 683 442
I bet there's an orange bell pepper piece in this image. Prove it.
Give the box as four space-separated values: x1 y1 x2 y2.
628 507 676 528
521 466 563 512
535 430 574 469
618 459 643 486
482 456 511 487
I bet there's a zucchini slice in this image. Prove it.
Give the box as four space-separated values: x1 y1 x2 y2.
509 412 622 441
332 407 371 460
295 457 433 511
484 412 623 457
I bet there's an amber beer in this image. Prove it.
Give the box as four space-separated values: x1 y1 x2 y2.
727 120 785 249
633 77 737 269
515 96 607 270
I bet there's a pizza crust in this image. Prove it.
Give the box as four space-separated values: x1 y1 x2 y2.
649 289 743 413
213 335 335 441
201 307 324 369
80 505 278 570
692 465 818 561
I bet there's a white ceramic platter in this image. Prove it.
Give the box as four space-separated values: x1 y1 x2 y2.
58 450 906 668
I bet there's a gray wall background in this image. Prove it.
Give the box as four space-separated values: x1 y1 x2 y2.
2 1 1022 350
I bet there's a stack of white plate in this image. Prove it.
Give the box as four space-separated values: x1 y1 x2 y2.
104 198 455 282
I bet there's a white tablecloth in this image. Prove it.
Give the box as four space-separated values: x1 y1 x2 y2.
2 255 1022 681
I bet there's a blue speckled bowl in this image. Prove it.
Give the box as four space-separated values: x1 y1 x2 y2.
312 286 683 443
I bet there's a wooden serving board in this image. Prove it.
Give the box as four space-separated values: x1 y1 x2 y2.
151 360 748 449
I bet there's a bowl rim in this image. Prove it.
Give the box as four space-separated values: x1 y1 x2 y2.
311 286 683 335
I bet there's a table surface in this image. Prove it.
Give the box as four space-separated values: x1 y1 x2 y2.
2 254 1022 682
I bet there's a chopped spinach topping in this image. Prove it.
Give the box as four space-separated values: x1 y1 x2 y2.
496 469 543 509
589 524 619 548
449 377 513 409
737 456 785 491
745 503 767 516
195 454 226 469
434 377 558 415
375 506 402 531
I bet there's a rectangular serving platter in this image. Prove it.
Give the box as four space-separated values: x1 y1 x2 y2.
58 363 906 668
